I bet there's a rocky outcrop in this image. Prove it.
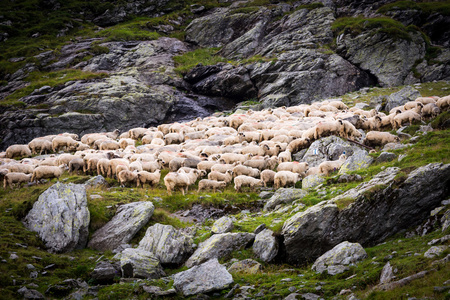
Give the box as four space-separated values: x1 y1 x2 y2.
264 188 307 211
252 229 278 262
23 182 90 253
302 174 326 190
120 248 165 279
138 223 194 265
173 258 233 296
282 163 450 264
384 86 421 112
338 149 373 174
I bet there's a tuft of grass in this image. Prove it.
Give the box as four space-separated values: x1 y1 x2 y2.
378 1 450 16
173 48 228 76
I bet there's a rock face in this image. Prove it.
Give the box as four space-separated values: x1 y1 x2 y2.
23 182 90 253
88 201 155 251
282 163 450 264
338 150 373 174
138 223 194 265
311 241 367 275
211 216 234 234
302 174 326 190
252 229 278 262
384 86 421 112
173 258 233 296
91 261 121 284
264 188 307 211
120 248 165 279
84 175 109 189
185 232 255 268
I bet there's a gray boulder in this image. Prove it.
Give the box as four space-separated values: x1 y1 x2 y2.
380 262 394 284
264 188 307 211
424 246 447 258
338 150 373 174
88 201 155 251
384 86 421 112
91 261 120 283
173 258 233 296
282 163 450 264
185 232 255 268
84 175 109 189
211 216 234 234
138 223 194 265
23 182 90 253
228 259 262 274
120 248 165 279
311 241 367 275
17 287 44 299
376 152 397 163
252 229 278 262
302 174 326 190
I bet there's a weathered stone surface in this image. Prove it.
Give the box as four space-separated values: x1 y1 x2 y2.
302 174 326 190
91 261 121 284
174 258 233 296
312 241 367 275
380 262 394 284
264 188 307 211
283 163 450 264
376 152 397 163
442 209 450 232
211 216 234 234
120 248 165 279
23 182 90 253
88 201 154 251
339 150 373 174
84 175 109 189
424 246 447 258
185 232 255 268
138 223 194 265
228 259 262 274
45 279 87 297
384 86 421 112
253 229 278 262
17 287 45 299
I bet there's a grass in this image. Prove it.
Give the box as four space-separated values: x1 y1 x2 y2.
378 1 450 16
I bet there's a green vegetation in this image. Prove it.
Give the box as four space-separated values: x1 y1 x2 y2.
378 1 450 16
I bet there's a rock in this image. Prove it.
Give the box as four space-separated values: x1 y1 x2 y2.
337 173 362 183
45 279 85 297
382 143 411 151
228 259 262 274
254 223 266 235
120 248 165 279
384 86 422 112
88 201 154 251
185 232 255 268
283 163 450 264
143 285 176 296
442 209 450 232
302 174 325 190
138 223 194 265
264 188 307 211
211 216 234 234
339 150 373 174
376 152 397 163
17 287 45 299
173 258 233 296
253 229 278 262
90 261 121 283
380 262 394 284
424 246 447 258
10 253 18 260
84 175 109 189
23 182 90 253
312 241 367 275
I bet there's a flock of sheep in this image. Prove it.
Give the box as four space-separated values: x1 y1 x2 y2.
1 94 449 194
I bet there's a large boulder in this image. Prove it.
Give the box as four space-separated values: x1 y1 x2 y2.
23 182 90 253
120 248 165 279
185 232 255 268
252 229 278 262
173 258 233 296
384 86 421 112
88 201 155 251
311 241 367 275
264 188 307 211
338 149 373 174
138 223 194 265
282 163 450 264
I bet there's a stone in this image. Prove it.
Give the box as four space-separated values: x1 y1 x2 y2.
17 287 45 299
23 182 90 253
228 259 262 274
138 223 194 265
380 262 394 284
253 229 278 262
211 216 234 234
84 175 109 189
185 232 255 268
120 248 165 279
254 223 266 234
302 174 325 190
337 173 362 183
311 241 367 275
264 188 307 211
442 209 450 232
88 201 154 251
45 279 85 297
384 86 422 112
339 150 373 174
376 152 397 163
424 246 447 258
382 143 411 151
259 191 274 199
90 261 121 283
173 258 233 296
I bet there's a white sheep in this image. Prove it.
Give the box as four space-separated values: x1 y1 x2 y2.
118 170 138 187
274 171 300 189
278 150 292 163
164 169 200 195
52 136 78 152
277 162 309 177
219 153 251 164
261 169 276 187
318 154 347 176
314 120 344 140
363 131 400 147
287 138 310 154
437 96 449 110
164 132 184 145
68 158 84 174
232 165 260 178
197 161 218 173
5 145 32 159
234 175 263 192
7 163 35 174
421 103 441 119
137 170 161 188
211 163 236 174
197 179 227 193
341 120 362 139
100 140 120 151
3 172 32 189
31 165 67 183
96 158 111 176
392 110 422 129
208 170 234 183
28 138 53 155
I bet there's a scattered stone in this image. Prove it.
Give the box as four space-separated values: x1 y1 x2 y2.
281 278 293 282
173 259 233 296
30 271 38 279
380 262 394 284
143 285 177 296
337 173 363 183
9 253 18 260
26 264 35 270
441 209 450 232
228 259 262 274
211 216 234 234
264 188 307 211
424 246 447 258
84 175 109 189
17 287 44 299
376 152 397 163
302 174 326 190
45 279 85 297
120 248 165 279
224 283 239 298
259 191 274 199
253 229 278 262
91 261 120 283
301 293 322 300
384 86 421 112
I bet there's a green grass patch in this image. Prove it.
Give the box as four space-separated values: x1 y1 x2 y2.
378 1 450 16
94 19 161 42
430 111 450 129
173 48 228 75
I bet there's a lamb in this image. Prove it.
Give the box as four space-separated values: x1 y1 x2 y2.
118 170 138 187
208 170 234 183
108 159 130 178
137 170 161 188
277 162 309 177
287 138 310 154
129 160 143 172
318 154 347 176
314 120 344 140
363 131 400 147
274 171 300 189
261 169 276 187
392 110 422 129
5 144 32 159
3 172 32 189
421 103 441 118
28 138 53 155
234 175 263 192
52 136 79 152
68 158 84 174
305 167 321 176
31 165 67 183
232 165 260 178
197 179 227 193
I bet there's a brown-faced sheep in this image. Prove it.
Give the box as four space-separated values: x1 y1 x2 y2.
363 131 400 147
118 170 138 187
208 170 234 183
137 170 161 188
3 172 32 189
31 165 67 183
277 162 309 177
318 154 346 176
5 145 32 159
197 179 227 193
232 165 260 178
261 169 276 187
274 171 300 189
234 175 263 192
287 138 311 154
